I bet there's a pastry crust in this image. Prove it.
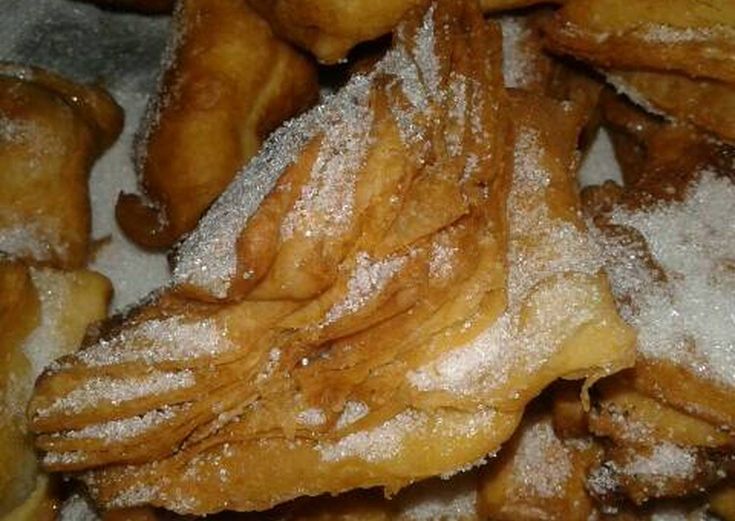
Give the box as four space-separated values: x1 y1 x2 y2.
603 69 735 145
115 0 318 249
0 64 123 268
478 405 602 521
249 0 560 64
543 0 735 85
276 472 480 521
582 122 735 506
29 1 633 514
0 261 111 515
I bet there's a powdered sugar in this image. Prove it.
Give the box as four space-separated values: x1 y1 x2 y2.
413 4 440 101
105 481 160 509
641 24 733 44
21 269 70 380
0 221 64 263
336 400 370 429
173 73 371 297
58 493 100 521
508 131 603 299
604 73 669 120
174 4 446 298
398 473 477 521
604 172 735 387
429 237 459 280
500 16 536 89
297 408 326 426
279 78 374 241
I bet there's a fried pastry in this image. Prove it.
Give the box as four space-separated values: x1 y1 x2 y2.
499 12 556 92
603 70 735 144
543 0 735 85
498 11 604 157
0 64 123 268
0 261 111 515
582 129 735 505
29 1 633 514
273 472 480 521
587 373 734 505
249 0 561 64
598 92 735 188
711 482 735 521
478 404 603 521
115 0 318 249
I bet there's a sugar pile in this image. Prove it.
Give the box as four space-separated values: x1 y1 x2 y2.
602 172 735 388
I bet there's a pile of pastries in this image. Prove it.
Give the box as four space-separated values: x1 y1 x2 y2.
1 0 733 519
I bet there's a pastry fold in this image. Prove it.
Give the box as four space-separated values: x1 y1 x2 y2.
543 0 735 85
116 0 318 249
603 70 735 144
249 0 561 64
582 120 735 506
0 261 111 515
29 0 633 514
587 373 734 505
0 64 123 268
542 0 735 145
275 472 481 521
478 402 603 521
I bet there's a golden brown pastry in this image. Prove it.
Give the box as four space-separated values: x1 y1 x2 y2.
711 482 735 521
249 0 562 64
581 126 735 506
0 64 123 268
274 473 480 521
29 1 633 514
587 373 734 505
543 0 735 85
551 382 590 440
0 261 111 516
598 91 735 188
603 70 735 144
0 475 58 521
115 0 319 249
478 404 603 521
498 10 604 157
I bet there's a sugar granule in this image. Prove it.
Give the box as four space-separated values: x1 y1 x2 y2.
512 417 572 498
605 172 735 387
323 252 407 325
36 370 194 418
76 317 232 367
319 409 425 462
